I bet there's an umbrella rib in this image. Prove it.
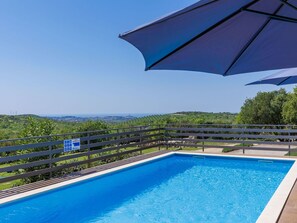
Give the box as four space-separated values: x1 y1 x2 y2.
279 0 297 11
243 9 297 23
223 2 286 76
277 76 291 85
120 0 219 37
146 0 262 70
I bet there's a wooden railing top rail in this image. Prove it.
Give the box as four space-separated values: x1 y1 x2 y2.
165 127 297 133
166 123 297 128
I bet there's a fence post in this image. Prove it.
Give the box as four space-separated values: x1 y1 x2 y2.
116 129 120 159
139 127 143 155
202 138 205 152
158 125 161 151
49 144 53 178
288 131 291 156
242 125 245 154
165 126 169 150
87 133 91 168
202 129 205 152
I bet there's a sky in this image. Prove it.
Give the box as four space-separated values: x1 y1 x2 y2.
0 0 294 115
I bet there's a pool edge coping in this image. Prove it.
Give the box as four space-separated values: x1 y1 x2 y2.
0 151 296 223
256 158 297 223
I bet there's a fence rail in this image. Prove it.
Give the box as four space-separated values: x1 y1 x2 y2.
0 126 163 185
165 124 297 154
1 124 297 187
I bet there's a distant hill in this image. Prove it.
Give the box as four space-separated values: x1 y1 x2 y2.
175 111 237 116
46 115 137 123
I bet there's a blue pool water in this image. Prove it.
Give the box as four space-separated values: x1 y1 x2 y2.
0 154 294 223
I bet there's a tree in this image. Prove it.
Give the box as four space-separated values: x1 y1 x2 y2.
270 88 288 124
77 120 109 132
17 117 56 183
20 117 55 138
282 87 297 124
237 89 287 125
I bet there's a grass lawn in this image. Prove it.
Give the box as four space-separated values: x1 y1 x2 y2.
285 151 297 156
0 168 22 190
222 143 253 153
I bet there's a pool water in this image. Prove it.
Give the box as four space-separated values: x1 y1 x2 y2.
0 154 293 223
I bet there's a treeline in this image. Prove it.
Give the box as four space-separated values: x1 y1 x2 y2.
237 87 297 125
0 115 79 140
0 116 109 140
0 112 237 140
117 112 236 128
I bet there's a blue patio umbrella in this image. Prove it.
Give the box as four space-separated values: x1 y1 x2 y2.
247 68 297 86
120 0 297 76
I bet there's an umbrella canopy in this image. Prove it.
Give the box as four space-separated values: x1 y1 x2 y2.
120 0 297 76
247 68 297 85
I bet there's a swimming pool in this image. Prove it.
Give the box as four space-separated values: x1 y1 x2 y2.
0 153 295 223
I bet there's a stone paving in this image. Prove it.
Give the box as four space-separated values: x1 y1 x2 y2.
278 179 297 223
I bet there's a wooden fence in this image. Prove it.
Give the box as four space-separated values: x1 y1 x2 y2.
1 124 297 186
0 126 163 185
165 124 297 154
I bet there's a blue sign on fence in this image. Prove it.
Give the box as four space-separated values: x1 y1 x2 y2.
64 138 81 152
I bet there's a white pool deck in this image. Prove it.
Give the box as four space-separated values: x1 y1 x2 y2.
0 150 296 223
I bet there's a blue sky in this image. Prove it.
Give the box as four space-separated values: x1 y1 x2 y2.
0 0 294 115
